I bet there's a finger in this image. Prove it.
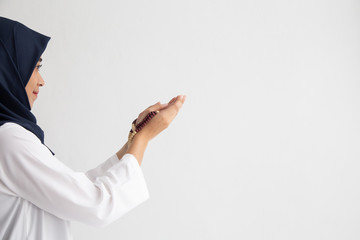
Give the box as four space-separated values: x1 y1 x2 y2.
175 95 186 102
174 95 185 108
138 102 168 124
150 101 160 109
136 102 159 125
162 96 184 117
168 95 185 105
148 102 168 112
168 97 176 105
182 95 187 104
166 95 186 109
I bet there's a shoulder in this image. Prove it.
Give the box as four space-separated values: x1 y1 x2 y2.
0 122 40 142
0 122 41 154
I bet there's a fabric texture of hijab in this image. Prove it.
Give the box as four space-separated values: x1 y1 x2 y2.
0 16 54 155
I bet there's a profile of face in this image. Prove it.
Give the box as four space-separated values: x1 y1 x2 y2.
25 57 45 109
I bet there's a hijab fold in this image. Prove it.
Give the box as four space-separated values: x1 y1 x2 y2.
0 17 54 155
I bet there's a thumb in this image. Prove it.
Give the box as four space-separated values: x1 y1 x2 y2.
149 102 168 112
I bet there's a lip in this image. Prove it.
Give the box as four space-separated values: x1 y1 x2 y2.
33 91 39 95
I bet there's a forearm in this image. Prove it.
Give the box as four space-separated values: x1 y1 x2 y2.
116 142 129 161
125 134 149 166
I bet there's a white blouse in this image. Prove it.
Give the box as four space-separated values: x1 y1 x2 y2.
0 122 149 240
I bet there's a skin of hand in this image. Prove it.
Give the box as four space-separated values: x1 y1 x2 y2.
118 95 186 165
135 95 186 142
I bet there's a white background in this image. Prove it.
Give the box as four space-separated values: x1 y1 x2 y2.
1 0 360 239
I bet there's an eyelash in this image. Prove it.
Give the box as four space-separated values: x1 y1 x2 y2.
36 64 42 71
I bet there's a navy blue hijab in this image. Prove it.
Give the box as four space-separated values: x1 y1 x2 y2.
0 17 54 155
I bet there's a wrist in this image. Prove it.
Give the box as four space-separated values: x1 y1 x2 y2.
132 131 150 145
126 132 149 165
116 142 129 160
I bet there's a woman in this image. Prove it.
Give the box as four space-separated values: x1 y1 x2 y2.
0 16 185 239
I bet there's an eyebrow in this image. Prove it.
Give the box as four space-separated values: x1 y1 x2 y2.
39 57 43 63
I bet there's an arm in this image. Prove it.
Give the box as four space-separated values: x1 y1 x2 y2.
116 142 129 162
86 142 129 181
126 135 149 166
86 93 185 179
87 139 140 181
0 124 149 227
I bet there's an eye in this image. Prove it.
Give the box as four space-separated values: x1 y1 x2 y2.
36 64 42 72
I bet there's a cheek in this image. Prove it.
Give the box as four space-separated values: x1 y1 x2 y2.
27 73 37 89
25 77 35 96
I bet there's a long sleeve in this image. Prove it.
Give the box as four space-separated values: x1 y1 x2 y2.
0 123 149 227
85 152 121 182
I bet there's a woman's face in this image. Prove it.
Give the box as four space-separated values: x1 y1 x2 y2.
25 57 44 109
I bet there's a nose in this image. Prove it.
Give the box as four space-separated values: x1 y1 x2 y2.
38 73 45 87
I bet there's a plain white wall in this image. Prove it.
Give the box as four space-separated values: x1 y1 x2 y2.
1 0 360 239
